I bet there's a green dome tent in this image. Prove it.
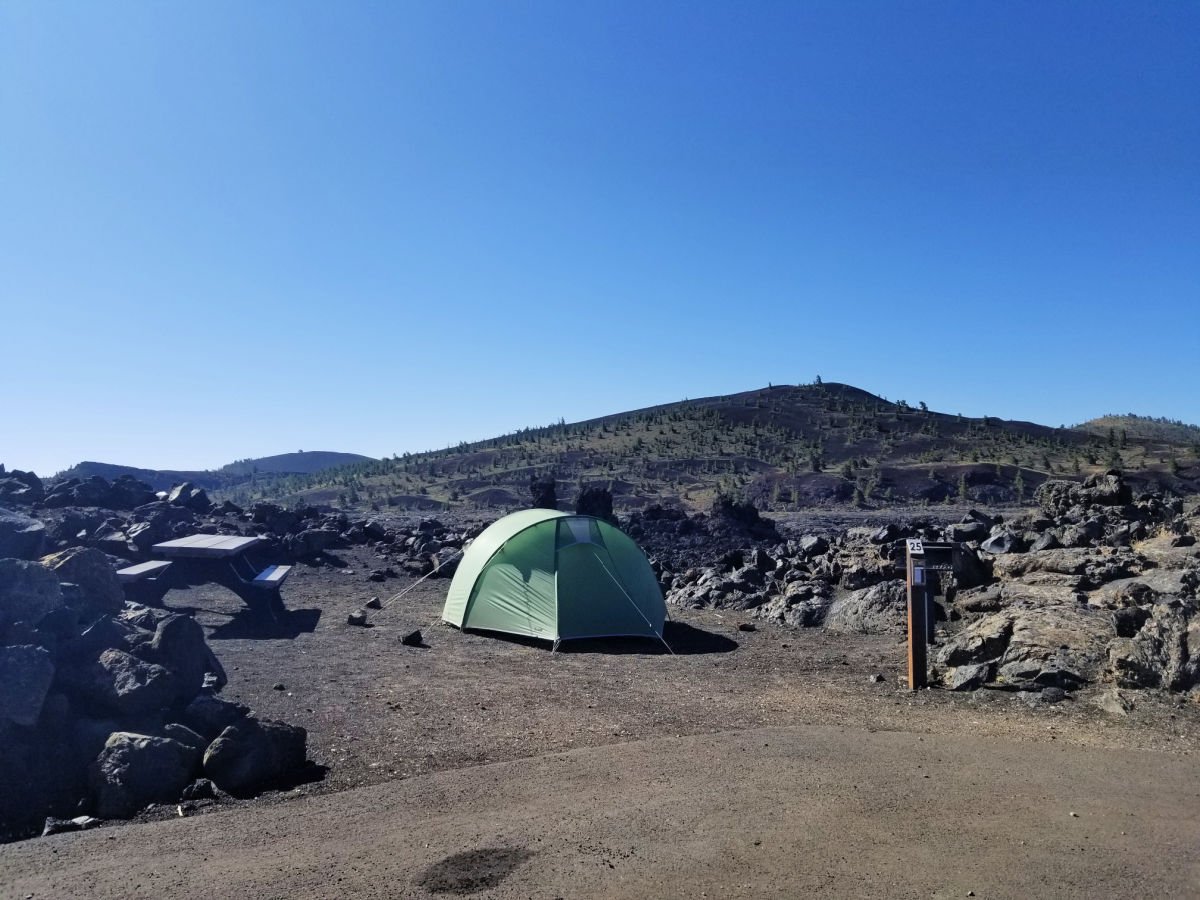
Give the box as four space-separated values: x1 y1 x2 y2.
442 509 669 650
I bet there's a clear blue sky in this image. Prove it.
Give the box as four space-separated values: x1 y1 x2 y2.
3 2 1197 476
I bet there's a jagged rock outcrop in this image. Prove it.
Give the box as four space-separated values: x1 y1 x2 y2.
0 508 46 560
0 553 310 842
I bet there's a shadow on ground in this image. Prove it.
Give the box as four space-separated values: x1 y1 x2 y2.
206 608 322 641
471 621 738 655
564 621 738 655
418 848 534 895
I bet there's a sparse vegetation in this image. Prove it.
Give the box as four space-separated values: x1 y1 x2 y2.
211 384 1200 513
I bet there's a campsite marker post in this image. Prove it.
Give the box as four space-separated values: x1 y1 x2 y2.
904 539 957 691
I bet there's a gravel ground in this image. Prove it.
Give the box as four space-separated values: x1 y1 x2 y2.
157 542 1198 811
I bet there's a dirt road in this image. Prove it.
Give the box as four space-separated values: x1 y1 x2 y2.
3 723 1197 899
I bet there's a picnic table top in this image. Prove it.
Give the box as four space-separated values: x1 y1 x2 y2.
152 534 262 558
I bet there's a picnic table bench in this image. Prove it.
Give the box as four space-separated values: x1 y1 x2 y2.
115 560 175 606
120 534 293 618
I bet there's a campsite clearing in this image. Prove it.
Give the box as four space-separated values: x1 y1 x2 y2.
4 542 1197 896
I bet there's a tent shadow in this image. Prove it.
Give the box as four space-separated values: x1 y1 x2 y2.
206 607 322 641
461 621 737 655
558 621 738 656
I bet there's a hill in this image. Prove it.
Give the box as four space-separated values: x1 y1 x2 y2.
57 451 375 493
1077 414 1200 446
214 383 1200 512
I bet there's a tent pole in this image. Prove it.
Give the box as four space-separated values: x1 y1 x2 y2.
594 556 673 655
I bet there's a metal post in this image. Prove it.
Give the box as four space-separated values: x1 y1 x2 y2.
906 544 928 690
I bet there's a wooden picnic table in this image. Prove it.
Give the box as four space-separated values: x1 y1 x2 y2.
134 533 291 618
153 534 263 559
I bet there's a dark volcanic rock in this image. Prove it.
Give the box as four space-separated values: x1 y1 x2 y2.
39 546 125 619
167 482 213 512
0 644 55 726
575 486 617 525
824 580 908 634
180 694 251 740
126 502 199 552
947 521 990 543
530 475 558 510
0 507 47 559
0 470 44 506
75 649 178 717
981 531 1021 555
202 717 308 796
148 614 215 703
0 558 64 632
89 731 200 818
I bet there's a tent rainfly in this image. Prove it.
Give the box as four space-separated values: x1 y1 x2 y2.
442 509 669 650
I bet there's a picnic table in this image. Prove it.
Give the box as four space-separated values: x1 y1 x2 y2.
117 533 292 618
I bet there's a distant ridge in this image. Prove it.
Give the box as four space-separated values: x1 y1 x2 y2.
213 383 1200 512
1076 414 1200 445
56 451 375 492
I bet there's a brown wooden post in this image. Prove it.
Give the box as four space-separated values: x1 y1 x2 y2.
906 542 927 690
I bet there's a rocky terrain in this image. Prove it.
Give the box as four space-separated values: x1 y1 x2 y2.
1 463 1198 851
649 471 1199 702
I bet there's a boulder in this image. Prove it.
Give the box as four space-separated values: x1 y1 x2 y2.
76 649 178 716
0 558 64 632
1106 604 1194 690
148 614 214 703
431 550 460 578
202 718 308 796
0 507 47 559
180 693 250 740
0 645 55 726
250 502 301 535
88 732 200 818
575 486 617 524
951 545 991 589
796 535 829 557
753 581 834 627
166 482 212 512
39 547 125 618
1080 470 1133 507
108 475 157 509
1029 532 1062 552
994 606 1114 690
947 521 990 543
936 614 1014 668
529 475 557 511
0 470 44 506
824 580 908 634
1036 474 1131 519
289 528 339 556
126 503 198 552
945 662 992 691
981 531 1021 555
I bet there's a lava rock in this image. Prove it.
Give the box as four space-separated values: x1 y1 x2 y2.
0 558 64 632
0 644 55 726
0 506 47 559
148 614 214 703
180 694 251 740
40 547 125 618
0 470 44 506
76 649 178 717
202 718 308 796
89 731 200 818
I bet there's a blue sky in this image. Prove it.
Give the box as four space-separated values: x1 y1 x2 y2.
3 2 1197 476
